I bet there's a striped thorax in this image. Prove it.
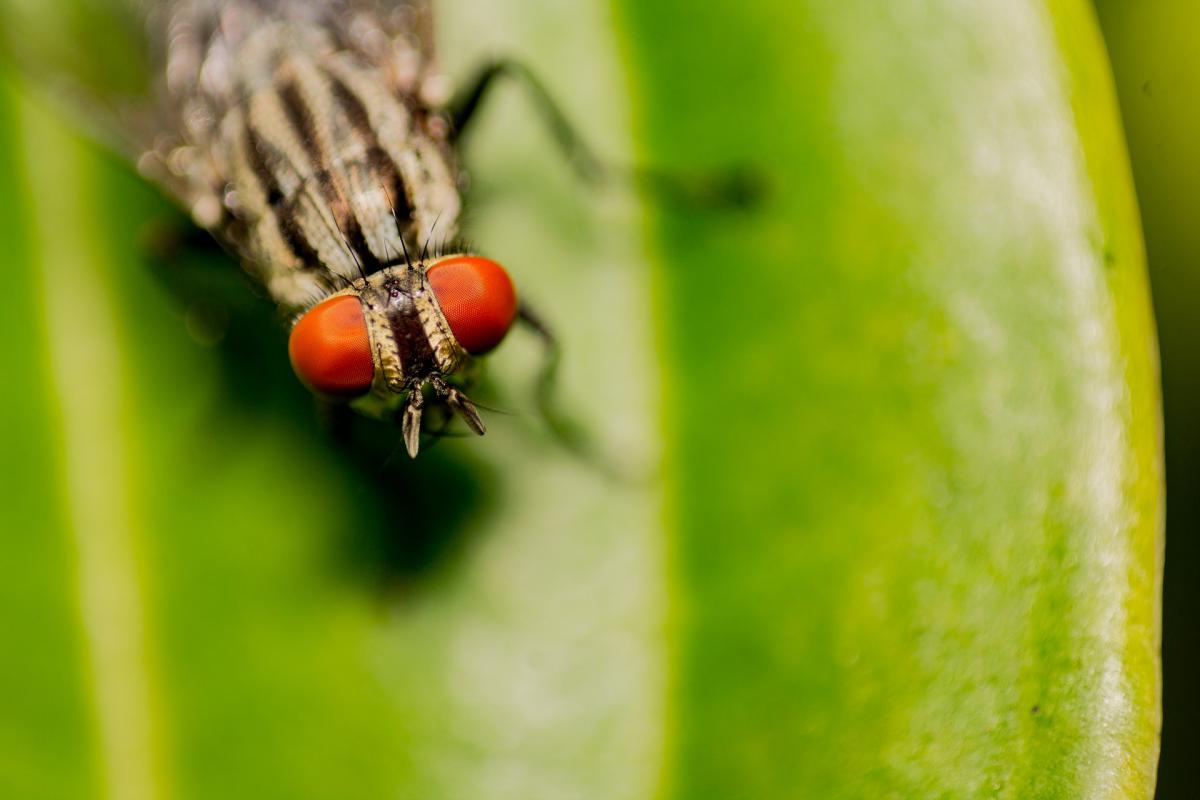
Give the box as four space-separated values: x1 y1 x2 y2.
152 1 520 455
221 22 461 307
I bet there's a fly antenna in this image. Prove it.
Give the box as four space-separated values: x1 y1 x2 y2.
401 387 425 458
429 375 486 436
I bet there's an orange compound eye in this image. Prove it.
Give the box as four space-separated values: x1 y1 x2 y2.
288 295 375 396
427 256 518 355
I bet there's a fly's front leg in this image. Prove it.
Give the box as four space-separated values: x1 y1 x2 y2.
449 59 763 210
450 59 606 185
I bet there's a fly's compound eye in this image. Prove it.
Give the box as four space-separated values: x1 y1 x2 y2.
288 295 375 396
427 256 518 355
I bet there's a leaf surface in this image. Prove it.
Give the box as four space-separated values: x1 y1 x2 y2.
615 0 1163 797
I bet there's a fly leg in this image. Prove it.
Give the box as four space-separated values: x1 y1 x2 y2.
449 59 763 210
516 302 591 459
450 59 605 184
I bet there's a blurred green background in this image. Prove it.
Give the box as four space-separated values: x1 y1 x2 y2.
0 0 1184 798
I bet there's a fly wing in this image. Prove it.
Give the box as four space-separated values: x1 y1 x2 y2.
0 0 442 227
0 0 229 224
3 0 458 313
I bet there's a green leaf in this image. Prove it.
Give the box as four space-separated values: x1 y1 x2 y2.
0 1 667 797
0 0 1161 799
615 0 1162 797
1092 2 1200 793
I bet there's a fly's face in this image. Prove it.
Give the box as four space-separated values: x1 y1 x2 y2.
288 254 519 455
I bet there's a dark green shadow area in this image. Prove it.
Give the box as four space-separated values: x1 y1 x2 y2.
138 208 495 591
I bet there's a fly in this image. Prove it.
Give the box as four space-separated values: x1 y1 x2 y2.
9 0 750 459
121 0 557 457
